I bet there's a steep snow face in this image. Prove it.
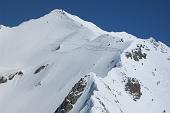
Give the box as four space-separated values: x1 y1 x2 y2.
81 38 170 113
0 9 170 113
0 9 105 68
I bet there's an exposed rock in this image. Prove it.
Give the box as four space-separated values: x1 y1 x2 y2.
8 71 23 80
162 110 166 113
125 44 147 61
0 71 23 84
55 76 87 113
17 71 23 75
125 52 132 59
124 77 142 101
157 81 160 86
51 45 60 52
55 45 60 51
167 57 170 60
34 64 48 74
0 76 7 84
8 74 15 80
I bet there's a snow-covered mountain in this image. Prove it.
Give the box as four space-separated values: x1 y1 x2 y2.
0 9 170 113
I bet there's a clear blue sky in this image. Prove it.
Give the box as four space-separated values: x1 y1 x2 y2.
0 0 170 46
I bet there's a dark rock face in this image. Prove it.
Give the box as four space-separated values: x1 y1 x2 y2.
34 64 48 74
125 44 147 61
51 45 61 52
124 77 142 101
55 77 87 113
0 76 7 84
0 71 23 84
125 52 132 59
162 110 166 113
54 45 60 51
167 57 170 60
8 71 23 80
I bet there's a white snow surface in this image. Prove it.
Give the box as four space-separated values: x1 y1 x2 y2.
0 9 170 113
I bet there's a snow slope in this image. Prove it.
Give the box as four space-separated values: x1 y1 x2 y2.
0 9 169 113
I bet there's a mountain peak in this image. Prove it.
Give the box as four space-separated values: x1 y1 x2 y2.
0 9 169 113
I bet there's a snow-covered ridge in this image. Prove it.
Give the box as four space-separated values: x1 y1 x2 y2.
0 9 170 113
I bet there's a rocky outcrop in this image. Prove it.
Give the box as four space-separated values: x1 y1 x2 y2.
55 76 88 113
125 44 147 61
0 76 7 84
8 71 23 80
34 64 48 74
124 77 142 101
0 71 23 84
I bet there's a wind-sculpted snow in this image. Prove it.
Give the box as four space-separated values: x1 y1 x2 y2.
0 9 170 113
